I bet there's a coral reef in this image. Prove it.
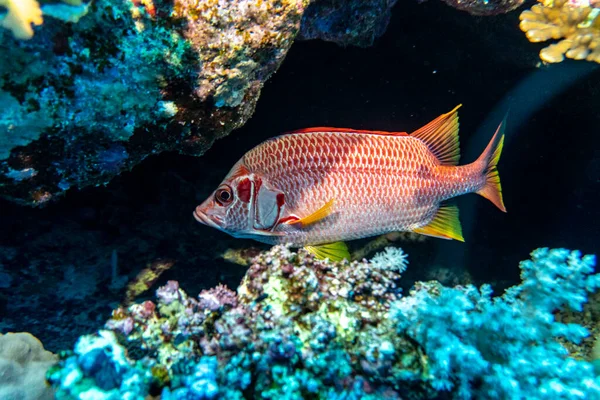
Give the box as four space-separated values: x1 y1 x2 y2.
298 0 398 47
351 232 426 261
48 246 600 399
0 0 309 206
0 332 58 400
177 0 310 108
519 0 600 63
48 245 423 399
0 0 89 40
393 248 600 398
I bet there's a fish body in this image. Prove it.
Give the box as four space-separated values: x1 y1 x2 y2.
194 105 506 255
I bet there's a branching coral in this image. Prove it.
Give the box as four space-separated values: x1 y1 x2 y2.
519 0 600 63
393 248 600 399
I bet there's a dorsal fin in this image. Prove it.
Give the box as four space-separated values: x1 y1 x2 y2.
285 126 409 137
410 105 462 165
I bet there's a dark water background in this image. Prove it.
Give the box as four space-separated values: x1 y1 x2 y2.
1 0 599 351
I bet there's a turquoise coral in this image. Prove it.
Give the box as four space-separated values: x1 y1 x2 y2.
393 248 600 399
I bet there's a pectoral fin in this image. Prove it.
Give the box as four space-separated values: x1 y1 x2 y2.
286 199 335 227
305 241 350 262
413 205 464 242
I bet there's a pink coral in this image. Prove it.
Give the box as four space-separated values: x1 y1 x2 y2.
198 284 238 311
156 280 182 305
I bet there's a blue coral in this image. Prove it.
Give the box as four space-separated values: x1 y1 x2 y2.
185 357 220 399
48 330 152 400
392 248 600 399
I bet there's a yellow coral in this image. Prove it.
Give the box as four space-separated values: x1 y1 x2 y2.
0 0 84 39
519 0 600 63
0 0 43 40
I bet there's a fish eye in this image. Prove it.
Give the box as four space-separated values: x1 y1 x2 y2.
215 185 233 206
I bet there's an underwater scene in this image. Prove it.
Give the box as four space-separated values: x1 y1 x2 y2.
1 0 600 399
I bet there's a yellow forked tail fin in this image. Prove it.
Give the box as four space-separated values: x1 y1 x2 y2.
476 118 506 213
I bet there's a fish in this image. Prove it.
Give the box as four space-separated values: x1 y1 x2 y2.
194 105 506 261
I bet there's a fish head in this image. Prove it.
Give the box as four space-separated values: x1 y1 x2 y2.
194 161 285 239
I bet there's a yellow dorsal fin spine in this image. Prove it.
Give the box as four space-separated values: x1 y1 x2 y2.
476 118 506 212
410 105 462 166
413 204 464 242
286 199 335 226
305 241 350 262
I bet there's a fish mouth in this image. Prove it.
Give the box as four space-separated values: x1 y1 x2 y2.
193 208 222 230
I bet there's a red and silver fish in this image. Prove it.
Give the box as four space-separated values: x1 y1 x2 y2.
194 105 506 260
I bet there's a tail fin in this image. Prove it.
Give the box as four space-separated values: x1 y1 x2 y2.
475 118 506 212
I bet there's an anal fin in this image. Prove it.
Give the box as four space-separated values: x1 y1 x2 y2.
286 199 335 227
305 241 350 262
413 205 464 242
